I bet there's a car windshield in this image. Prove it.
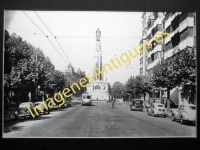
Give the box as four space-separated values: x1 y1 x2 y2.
156 105 164 107
87 96 91 99
188 106 196 110
20 103 30 105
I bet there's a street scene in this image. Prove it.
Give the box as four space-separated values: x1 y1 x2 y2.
4 98 195 137
3 11 196 138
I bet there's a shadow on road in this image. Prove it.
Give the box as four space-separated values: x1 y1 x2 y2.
172 120 196 126
82 104 95 106
4 115 52 133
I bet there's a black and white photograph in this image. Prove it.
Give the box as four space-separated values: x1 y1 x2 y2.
3 11 196 138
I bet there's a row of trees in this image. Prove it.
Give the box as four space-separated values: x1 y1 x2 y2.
111 47 196 112
4 30 85 105
151 48 196 112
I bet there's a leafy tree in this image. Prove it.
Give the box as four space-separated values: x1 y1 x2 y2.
152 48 196 113
111 81 124 99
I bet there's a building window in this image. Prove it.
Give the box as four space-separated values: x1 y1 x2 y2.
180 12 188 24
95 85 101 90
152 24 162 36
154 12 158 21
180 27 193 42
165 41 173 52
165 12 170 21
166 25 173 34
151 53 154 62
154 52 158 60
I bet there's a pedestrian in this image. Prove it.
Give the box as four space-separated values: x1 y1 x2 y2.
111 97 116 108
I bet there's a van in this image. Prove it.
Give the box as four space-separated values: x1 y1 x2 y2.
82 94 92 106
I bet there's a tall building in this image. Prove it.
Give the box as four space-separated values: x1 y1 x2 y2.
139 12 196 107
162 12 196 106
139 12 164 103
139 12 151 76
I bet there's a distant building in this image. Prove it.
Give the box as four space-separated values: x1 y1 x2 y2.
64 63 86 86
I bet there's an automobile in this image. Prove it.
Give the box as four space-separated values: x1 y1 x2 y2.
82 94 92 106
34 101 50 114
171 104 196 125
14 102 36 119
148 103 167 117
130 99 144 111
67 98 72 107
60 99 72 108
106 99 112 103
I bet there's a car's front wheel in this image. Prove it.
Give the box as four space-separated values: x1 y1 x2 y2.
153 112 156 117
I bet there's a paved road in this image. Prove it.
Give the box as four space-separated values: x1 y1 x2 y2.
3 101 196 137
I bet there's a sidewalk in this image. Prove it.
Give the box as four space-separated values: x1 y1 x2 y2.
4 115 16 122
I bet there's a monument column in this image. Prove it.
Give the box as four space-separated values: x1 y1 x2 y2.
96 28 103 81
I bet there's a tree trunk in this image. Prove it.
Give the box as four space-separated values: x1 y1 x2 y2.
148 93 150 104
144 93 146 101
167 87 170 114
160 89 162 103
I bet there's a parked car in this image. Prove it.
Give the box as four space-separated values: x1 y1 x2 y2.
82 94 92 106
148 103 167 117
130 99 144 111
106 99 112 103
171 104 196 125
34 101 50 114
14 102 35 119
59 99 72 108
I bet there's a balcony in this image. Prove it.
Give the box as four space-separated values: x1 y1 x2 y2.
153 18 163 29
179 37 194 50
147 24 154 37
164 34 171 44
147 45 162 59
164 45 179 60
165 15 175 29
179 17 194 33
164 48 174 60
147 59 161 70
170 27 179 38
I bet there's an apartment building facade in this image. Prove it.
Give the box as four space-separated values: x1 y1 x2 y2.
139 12 196 107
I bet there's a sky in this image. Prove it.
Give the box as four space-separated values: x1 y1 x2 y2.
5 11 143 86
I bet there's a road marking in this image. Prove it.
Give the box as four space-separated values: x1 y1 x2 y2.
107 121 115 130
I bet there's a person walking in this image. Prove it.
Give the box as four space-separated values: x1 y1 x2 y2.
111 97 116 108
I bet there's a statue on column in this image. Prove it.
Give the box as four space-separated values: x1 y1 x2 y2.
96 28 101 41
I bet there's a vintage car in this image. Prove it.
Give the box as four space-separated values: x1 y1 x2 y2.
60 99 72 108
130 99 144 111
34 101 50 114
82 94 92 106
148 103 167 117
14 102 36 119
171 104 196 125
